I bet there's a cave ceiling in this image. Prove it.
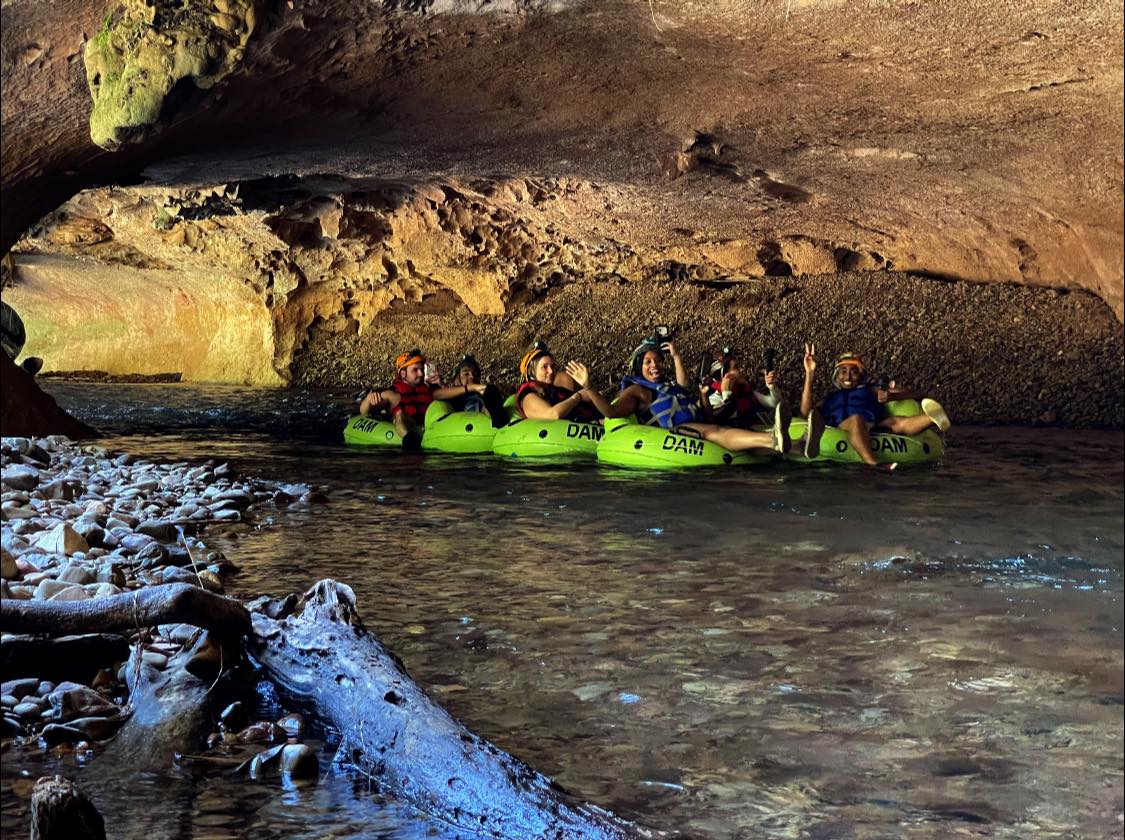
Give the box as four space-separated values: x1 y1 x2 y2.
2 0 1123 324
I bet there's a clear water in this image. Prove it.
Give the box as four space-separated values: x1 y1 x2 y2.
3 382 1122 839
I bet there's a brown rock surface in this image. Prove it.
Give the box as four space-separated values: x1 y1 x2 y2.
0 353 96 438
1 0 1122 425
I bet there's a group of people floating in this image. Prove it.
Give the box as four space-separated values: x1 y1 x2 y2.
358 330 952 469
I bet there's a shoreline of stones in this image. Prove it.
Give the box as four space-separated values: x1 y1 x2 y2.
1 434 322 752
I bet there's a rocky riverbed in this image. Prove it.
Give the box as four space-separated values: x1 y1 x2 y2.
1 435 326 820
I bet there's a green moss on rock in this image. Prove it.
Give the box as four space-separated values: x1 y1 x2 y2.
84 0 260 151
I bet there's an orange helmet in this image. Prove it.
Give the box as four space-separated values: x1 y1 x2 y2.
832 353 867 382
520 342 550 381
395 349 425 371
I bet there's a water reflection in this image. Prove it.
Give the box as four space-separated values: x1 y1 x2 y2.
2 384 1122 838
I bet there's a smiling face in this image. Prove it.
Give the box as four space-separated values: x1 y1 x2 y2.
640 350 665 382
833 364 864 389
533 354 556 384
401 362 425 386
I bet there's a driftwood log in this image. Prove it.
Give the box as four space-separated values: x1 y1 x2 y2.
30 775 106 840
0 633 129 682
84 630 244 833
249 579 652 840
0 584 251 637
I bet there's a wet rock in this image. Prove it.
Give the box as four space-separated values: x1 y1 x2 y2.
2 716 24 737
160 566 199 586
2 678 40 700
40 716 125 744
32 523 88 555
1 694 17 708
196 570 223 592
49 685 120 722
136 520 179 542
249 742 319 781
2 464 41 491
141 650 169 670
219 701 247 733
234 722 280 744
159 623 201 646
276 712 305 739
13 701 43 721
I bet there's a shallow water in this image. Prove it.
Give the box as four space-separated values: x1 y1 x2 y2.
4 382 1123 838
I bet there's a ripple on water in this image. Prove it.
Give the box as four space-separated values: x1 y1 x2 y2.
3 384 1120 839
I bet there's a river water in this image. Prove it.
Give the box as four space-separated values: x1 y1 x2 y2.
3 382 1123 839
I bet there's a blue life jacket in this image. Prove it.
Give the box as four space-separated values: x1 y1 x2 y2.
620 375 701 429
822 384 884 426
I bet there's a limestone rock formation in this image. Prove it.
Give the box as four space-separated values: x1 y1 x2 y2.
1 0 1122 426
84 0 261 150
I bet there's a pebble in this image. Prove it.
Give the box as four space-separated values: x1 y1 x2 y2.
1 678 39 700
57 563 95 585
32 523 89 555
136 520 180 542
160 566 199 586
34 579 76 600
1 548 18 579
50 585 93 602
1 464 40 491
1 716 24 737
13 702 42 721
1 436 287 751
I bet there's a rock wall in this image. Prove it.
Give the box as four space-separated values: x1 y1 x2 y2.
4 253 281 385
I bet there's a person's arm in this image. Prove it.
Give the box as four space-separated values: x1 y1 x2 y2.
605 387 643 419
433 382 485 401
578 387 615 419
664 342 690 389
876 381 920 403
696 386 716 422
755 370 781 408
359 388 396 416
799 342 817 418
521 389 586 420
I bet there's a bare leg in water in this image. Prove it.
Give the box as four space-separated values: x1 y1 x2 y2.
839 414 879 465
878 414 940 436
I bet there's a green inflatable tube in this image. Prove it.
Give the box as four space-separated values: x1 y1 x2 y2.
596 420 771 469
783 399 945 464
492 418 604 459
343 414 403 447
421 401 502 454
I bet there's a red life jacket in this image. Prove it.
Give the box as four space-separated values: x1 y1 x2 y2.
729 381 763 420
516 381 599 422
710 379 764 427
391 380 434 420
